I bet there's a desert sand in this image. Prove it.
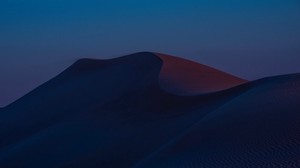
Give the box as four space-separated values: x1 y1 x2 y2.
0 52 299 168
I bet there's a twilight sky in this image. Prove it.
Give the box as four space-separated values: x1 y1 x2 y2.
1 0 300 107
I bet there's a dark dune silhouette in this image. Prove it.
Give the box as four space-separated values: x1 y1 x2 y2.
0 52 299 168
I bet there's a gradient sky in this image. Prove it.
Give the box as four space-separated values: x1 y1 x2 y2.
1 0 300 107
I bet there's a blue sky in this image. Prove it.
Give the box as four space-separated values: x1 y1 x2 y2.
1 0 300 106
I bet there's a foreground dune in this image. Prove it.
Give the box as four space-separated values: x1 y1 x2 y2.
0 52 299 168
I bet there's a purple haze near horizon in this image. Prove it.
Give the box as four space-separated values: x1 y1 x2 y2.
0 0 300 107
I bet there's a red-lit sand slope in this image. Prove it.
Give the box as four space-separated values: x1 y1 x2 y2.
157 53 247 94
0 52 299 168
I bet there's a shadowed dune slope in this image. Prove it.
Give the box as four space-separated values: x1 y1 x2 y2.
0 52 299 168
135 73 300 168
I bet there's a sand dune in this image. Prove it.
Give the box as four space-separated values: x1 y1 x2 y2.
0 52 299 168
134 73 300 168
